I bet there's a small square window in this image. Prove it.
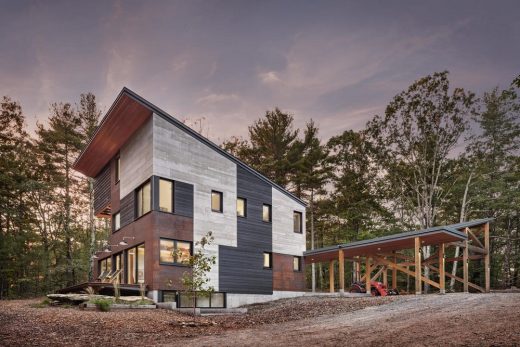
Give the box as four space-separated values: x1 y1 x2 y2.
113 212 121 231
263 252 272 269
293 256 301 272
237 198 246 217
211 191 223 213
293 211 302 233
263 204 272 222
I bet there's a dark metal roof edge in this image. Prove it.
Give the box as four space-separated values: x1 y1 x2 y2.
121 87 307 207
447 218 495 230
304 225 470 257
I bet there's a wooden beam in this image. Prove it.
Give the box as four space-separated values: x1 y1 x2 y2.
484 222 490 293
372 255 440 289
392 252 397 289
377 252 414 261
425 263 485 293
463 229 469 293
339 249 345 292
415 237 422 294
365 256 371 295
422 252 439 265
371 265 384 282
445 255 485 262
329 260 335 293
439 243 445 294
355 258 360 282
448 242 488 255
383 266 388 287
468 228 484 249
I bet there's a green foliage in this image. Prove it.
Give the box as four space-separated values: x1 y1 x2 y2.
91 298 112 312
30 298 51 308
178 232 216 315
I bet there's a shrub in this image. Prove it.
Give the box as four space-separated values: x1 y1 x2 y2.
92 298 112 312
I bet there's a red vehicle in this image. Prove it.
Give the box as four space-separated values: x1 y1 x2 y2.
350 281 399 296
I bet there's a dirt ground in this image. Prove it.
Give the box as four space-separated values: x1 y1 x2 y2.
1 293 519 346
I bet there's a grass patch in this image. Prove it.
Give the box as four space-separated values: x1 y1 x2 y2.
90 298 113 312
30 298 51 308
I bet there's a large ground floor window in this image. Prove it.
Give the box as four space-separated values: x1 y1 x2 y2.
160 291 226 308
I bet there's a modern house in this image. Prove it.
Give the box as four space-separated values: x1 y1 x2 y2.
73 88 307 308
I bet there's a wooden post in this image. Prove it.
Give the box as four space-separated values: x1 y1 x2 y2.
463 228 469 293
392 252 397 289
484 222 490 293
365 256 371 295
339 250 345 293
415 237 422 294
439 243 445 294
329 260 335 293
382 266 388 287
355 258 360 282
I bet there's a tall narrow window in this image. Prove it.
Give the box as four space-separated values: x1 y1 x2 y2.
159 179 173 213
293 211 302 233
263 252 272 269
113 212 120 231
136 181 151 218
293 256 301 271
211 190 223 213
115 157 120 183
126 248 136 284
237 197 246 217
263 204 272 222
137 244 145 283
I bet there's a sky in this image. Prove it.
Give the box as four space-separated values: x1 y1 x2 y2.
1 0 519 142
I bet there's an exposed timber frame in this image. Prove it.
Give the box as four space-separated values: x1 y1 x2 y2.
304 219 492 295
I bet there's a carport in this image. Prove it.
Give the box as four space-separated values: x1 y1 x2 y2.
304 219 492 295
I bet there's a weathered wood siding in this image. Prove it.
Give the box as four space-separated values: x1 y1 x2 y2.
94 164 111 214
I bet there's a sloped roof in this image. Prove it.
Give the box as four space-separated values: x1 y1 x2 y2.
304 218 493 261
73 87 306 206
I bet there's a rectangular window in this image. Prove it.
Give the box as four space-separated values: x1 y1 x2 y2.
293 256 301 272
178 292 226 308
137 244 145 283
263 204 272 222
160 238 192 265
113 212 121 231
293 211 302 233
263 252 272 269
115 156 120 183
211 190 223 213
136 181 151 218
236 197 246 217
159 179 173 213
126 248 136 284
115 253 124 283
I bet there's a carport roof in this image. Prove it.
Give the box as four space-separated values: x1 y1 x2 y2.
304 218 493 263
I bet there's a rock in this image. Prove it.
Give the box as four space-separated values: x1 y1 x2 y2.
47 294 112 305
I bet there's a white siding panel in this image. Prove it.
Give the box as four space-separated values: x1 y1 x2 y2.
272 188 306 255
152 114 238 291
119 118 153 198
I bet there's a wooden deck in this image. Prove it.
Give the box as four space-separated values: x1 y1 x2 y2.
57 282 146 295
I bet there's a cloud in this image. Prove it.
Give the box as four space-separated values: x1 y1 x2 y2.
258 71 282 84
196 93 239 104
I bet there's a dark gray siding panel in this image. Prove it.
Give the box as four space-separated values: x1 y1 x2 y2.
93 165 111 213
174 181 194 218
219 246 272 294
120 193 134 228
219 166 272 294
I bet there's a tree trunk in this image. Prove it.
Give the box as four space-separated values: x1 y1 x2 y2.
310 188 316 292
88 178 96 281
450 172 473 291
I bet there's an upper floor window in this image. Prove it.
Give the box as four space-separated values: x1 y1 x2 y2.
159 238 192 265
136 181 151 218
293 256 301 271
263 204 272 222
115 156 120 183
113 212 121 231
237 197 246 217
263 252 272 269
159 179 173 213
211 191 223 213
293 211 302 233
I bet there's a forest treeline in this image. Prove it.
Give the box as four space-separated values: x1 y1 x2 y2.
1 71 519 298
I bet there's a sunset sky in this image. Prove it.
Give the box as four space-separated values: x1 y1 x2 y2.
1 0 519 142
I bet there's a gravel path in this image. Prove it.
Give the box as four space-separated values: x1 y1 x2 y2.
181 293 520 347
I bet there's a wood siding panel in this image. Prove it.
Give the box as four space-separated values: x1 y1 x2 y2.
94 165 111 214
219 166 273 294
120 192 135 228
273 253 305 291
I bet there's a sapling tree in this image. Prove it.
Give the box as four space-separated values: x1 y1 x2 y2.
179 232 216 315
